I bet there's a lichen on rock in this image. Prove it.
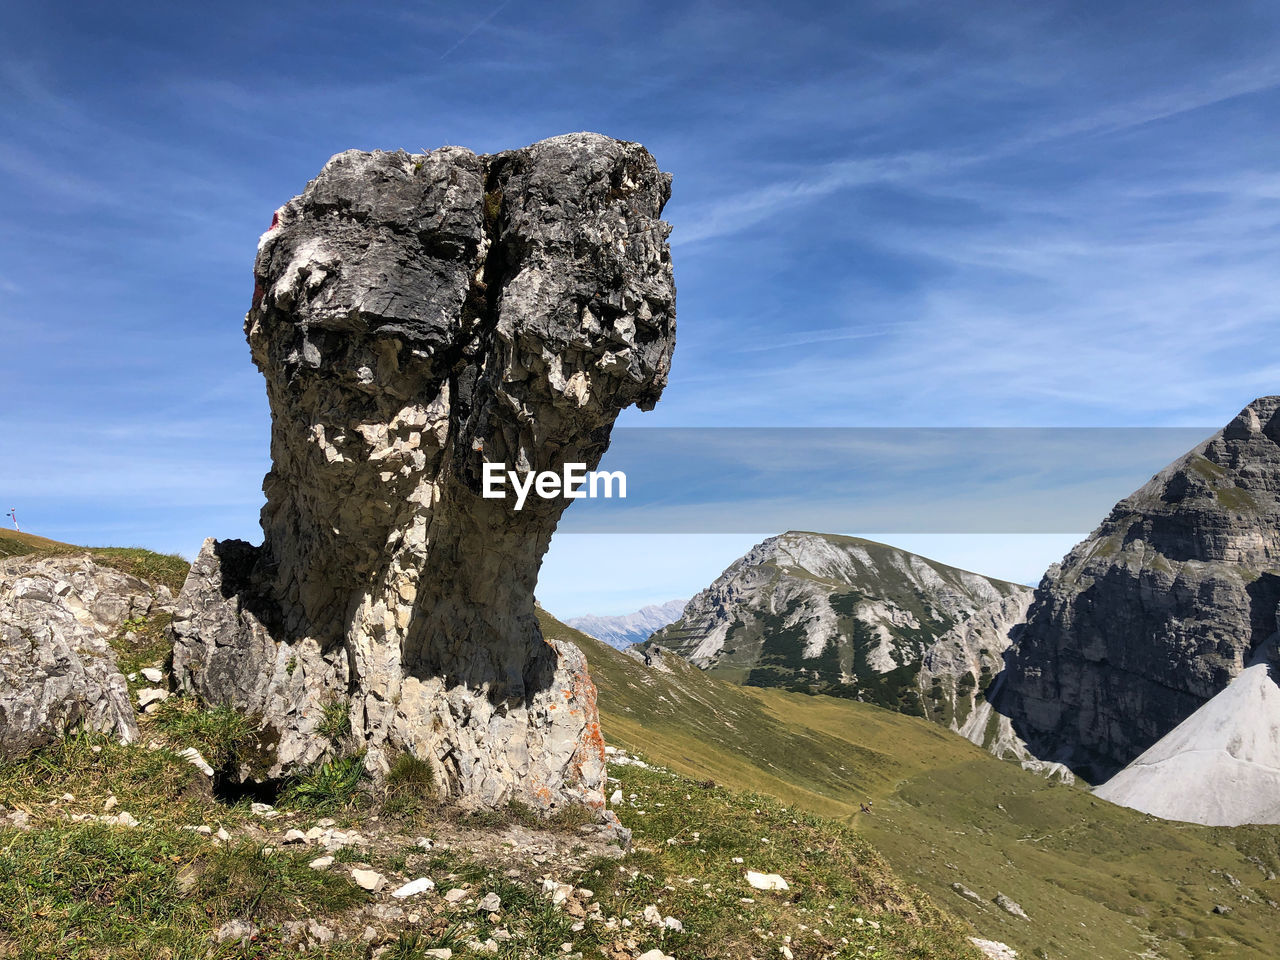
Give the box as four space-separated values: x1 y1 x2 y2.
170 133 676 818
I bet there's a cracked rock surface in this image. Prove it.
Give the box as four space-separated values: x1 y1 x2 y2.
0 555 173 758
171 133 676 815
994 396 1280 781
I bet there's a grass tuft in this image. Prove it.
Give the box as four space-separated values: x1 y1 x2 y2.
152 699 257 770
279 754 367 813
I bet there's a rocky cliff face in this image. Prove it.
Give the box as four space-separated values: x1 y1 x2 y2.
919 594 1027 732
170 133 676 815
0 554 174 758
994 397 1280 781
651 532 1030 714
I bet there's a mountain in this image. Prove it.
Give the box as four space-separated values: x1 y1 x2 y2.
994 396 1280 782
649 531 1031 715
538 610 1280 960
1094 641 1280 826
565 598 686 649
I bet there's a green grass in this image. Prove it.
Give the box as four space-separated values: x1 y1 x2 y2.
151 699 258 771
317 696 353 744
541 611 1280 960
83 547 190 595
0 729 982 959
279 754 367 813
111 611 175 677
0 532 190 595
596 763 980 960
0 823 362 959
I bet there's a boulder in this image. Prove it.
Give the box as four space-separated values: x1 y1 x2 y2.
170 133 676 817
0 554 170 758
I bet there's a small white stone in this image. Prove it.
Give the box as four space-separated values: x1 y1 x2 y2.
137 688 168 708
443 887 468 903
745 871 789 891
178 747 214 777
351 868 385 892
103 796 118 813
215 919 258 943
282 829 307 844
636 950 673 960
141 667 163 683
216 828 232 841
609 789 623 805
309 856 334 870
392 877 435 898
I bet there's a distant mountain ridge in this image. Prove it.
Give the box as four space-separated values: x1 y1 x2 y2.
565 598 686 649
650 531 1031 715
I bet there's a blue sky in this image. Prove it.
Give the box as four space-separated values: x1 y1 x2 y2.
3 1 1279 615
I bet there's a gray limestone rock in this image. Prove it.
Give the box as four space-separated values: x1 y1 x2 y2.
994 396 1280 781
652 531 1029 712
170 133 676 818
0 554 171 759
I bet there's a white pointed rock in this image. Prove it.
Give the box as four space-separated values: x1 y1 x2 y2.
1095 648 1280 826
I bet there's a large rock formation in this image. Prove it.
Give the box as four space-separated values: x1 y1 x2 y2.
651 532 1030 714
0 554 173 758
994 397 1280 781
170 134 676 815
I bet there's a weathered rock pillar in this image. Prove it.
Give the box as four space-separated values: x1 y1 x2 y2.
171 134 676 815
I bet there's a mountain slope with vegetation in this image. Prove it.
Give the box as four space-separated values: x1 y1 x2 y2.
649 532 1031 716
543 612 1280 960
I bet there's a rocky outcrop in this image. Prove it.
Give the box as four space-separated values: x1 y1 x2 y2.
651 532 1030 714
994 397 1280 781
0 554 173 758
919 592 1030 733
170 133 676 815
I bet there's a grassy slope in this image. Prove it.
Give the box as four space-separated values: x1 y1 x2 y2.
543 612 1280 960
0 530 189 594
